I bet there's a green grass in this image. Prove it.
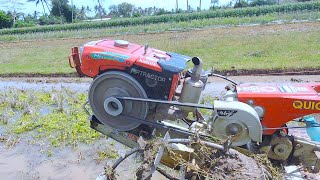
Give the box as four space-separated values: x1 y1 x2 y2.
172 28 320 70
1 1 319 35
0 20 319 74
0 11 319 42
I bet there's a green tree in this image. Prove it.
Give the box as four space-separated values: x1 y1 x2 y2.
0 0 24 27
77 5 87 20
250 0 276 6
210 0 219 9
109 2 134 18
117 2 134 17
234 0 249 8
108 4 118 16
51 0 72 23
0 10 13 28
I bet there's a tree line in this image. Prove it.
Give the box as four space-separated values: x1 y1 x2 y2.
0 0 312 29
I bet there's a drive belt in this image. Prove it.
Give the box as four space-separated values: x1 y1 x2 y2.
118 114 211 139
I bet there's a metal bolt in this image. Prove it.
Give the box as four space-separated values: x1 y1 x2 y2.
295 144 301 149
277 148 284 153
247 100 254 106
279 130 286 137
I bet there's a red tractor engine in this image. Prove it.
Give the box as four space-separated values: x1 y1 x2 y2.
69 39 190 101
69 39 320 172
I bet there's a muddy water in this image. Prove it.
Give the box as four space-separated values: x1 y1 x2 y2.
0 75 320 180
0 81 89 92
0 138 144 180
0 79 167 180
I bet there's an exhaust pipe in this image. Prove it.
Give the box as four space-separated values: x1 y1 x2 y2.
179 57 205 112
190 57 203 82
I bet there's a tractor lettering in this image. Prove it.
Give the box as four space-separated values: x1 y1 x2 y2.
311 101 315 109
217 110 237 117
293 101 303 109
91 52 129 62
304 101 312 110
293 100 320 110
316 102 320 110
142 72 147 77
130 68 166 82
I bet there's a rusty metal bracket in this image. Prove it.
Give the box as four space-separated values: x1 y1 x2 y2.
292 138 320 172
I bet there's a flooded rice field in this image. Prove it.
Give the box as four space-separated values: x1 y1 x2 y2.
0 75 319 179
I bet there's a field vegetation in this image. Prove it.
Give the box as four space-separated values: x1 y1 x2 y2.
1 1 319 35
0 88 110 156
0 2 319 76
0 21 319 75
1 1 319 179
0 11 319 42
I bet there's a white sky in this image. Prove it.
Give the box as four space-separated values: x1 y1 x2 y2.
0 0 231 16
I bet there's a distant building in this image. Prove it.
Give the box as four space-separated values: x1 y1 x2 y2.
84 15 112 22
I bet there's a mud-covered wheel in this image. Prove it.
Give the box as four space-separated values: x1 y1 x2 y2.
88 71 148 131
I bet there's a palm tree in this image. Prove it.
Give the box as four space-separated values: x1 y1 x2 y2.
186 0 189 12
27 0 50 16
33 11 40 19
93 0 105 19
176 0 178 12
211 0 219 9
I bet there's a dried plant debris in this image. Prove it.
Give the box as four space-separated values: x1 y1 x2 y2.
106 138 277 180
136 141 162 180
166 143 265 180
0 134 20 148
104 164 117 180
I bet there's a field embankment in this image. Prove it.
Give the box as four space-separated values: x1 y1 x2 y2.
1 1 320 76
0 1 319 36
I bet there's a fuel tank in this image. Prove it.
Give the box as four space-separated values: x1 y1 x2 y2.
236 83 320 135
78 39 189 78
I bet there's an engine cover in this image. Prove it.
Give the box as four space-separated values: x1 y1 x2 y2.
237 83 320 135
72 39 190 100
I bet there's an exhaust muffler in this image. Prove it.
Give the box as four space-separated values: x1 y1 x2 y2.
179 57 205 112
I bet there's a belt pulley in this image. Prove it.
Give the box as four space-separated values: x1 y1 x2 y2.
88 71 148 131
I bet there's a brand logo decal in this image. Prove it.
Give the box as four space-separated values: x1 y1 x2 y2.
293 100 320 110
130 68 166 82
237 86 277 93
217 110 237 117
138 58 157 66
91 52 130 62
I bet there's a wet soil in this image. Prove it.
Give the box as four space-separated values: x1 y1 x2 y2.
200 149 264 180
1 75 320 179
